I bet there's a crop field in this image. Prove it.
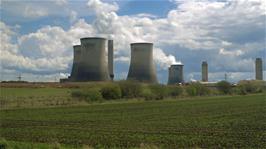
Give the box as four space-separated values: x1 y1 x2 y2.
0 94 265 148
0 86 86 109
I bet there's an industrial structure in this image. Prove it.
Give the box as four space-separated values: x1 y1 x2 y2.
127 43 157 83
108 40 114 80
167 64 184 85
78 37 110 81
255 58 263 80
69 45 81 81
61 37 264 84
202 61 208 82
63 37 113 82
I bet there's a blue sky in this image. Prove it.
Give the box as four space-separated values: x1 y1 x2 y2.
1 0 265 83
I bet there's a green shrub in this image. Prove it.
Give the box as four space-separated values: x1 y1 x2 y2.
186 82 209 96
237 80 265 95
166 85 183 97
71 88 103 102
0 138 8 149
118 80 142 98
71 90 83 98
217 81 232 94
101 84 122 100
141 88 156 101
148 84 167 100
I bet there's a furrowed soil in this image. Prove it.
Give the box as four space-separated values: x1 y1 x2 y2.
0 94 265 148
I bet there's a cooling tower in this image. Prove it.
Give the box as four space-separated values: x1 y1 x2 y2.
77 37 110 81
202 61 208 82
108 40 114 80
70 45 81 81
167 64 184 85
255 58 263 80
127 43 157 83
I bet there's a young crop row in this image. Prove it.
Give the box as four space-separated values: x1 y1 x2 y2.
0 94 265 148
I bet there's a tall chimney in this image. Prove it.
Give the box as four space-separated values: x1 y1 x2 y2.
202 61 208 82
108 40 114 81
255 58 263 80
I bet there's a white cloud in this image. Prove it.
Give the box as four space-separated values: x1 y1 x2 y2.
0 20 95 75
114 56 130 63
1 0 265 82
219 48 244 56
87 0 119 14
55 0 68 6
1 0 73 20
23 5 49 18
69 10 78 23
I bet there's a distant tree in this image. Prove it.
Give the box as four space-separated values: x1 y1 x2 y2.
217 81 232 94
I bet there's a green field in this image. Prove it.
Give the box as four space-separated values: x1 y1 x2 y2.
0 94 265 148
0 87 86 109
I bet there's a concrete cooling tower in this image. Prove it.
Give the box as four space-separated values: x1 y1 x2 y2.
69 45 81 81
108 40 114 80
255 58 263 80
77 37 110 81
202 61 208 82
127 43 157 83
167 64 184 85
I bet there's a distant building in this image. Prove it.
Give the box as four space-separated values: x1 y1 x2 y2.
168 64 184 85
202 61 208 82
255 58 263 80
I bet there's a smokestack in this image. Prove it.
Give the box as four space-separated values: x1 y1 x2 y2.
167 64 184 85
127 43 157 83
202 61 208 82
255 58 263 80
78 37 110 81
108 40 114 81
70 45 81 81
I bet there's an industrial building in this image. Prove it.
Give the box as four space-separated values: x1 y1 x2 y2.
69 45 81 81
62 37 114 82
127 43 157 83
108 40 114 81
78 37 110 81
202 61 208 82
255 58 263 80
62 37 264 84
167 64 184 85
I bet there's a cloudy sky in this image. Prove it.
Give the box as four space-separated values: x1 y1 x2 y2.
1 0 265 83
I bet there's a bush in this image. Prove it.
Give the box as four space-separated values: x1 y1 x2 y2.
237 80 265 95
0 138 8 149
71 90 83 98
141 88 156 101
100 84 122 100
118 80 142 98
71 88 103 102
186 82 209 96
148 84 167 100
166 85 183 97
217 81 232 94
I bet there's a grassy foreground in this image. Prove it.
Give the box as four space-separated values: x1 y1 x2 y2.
0 94 265 148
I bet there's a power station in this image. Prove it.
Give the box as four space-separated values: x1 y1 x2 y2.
255 58 263 80
61 37 264 84
78 37 110 81
64 37 113 82
127 43 157 83
167 64 184 85
202 61 208 82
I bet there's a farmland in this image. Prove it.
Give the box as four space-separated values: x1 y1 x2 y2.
0 93 265 148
